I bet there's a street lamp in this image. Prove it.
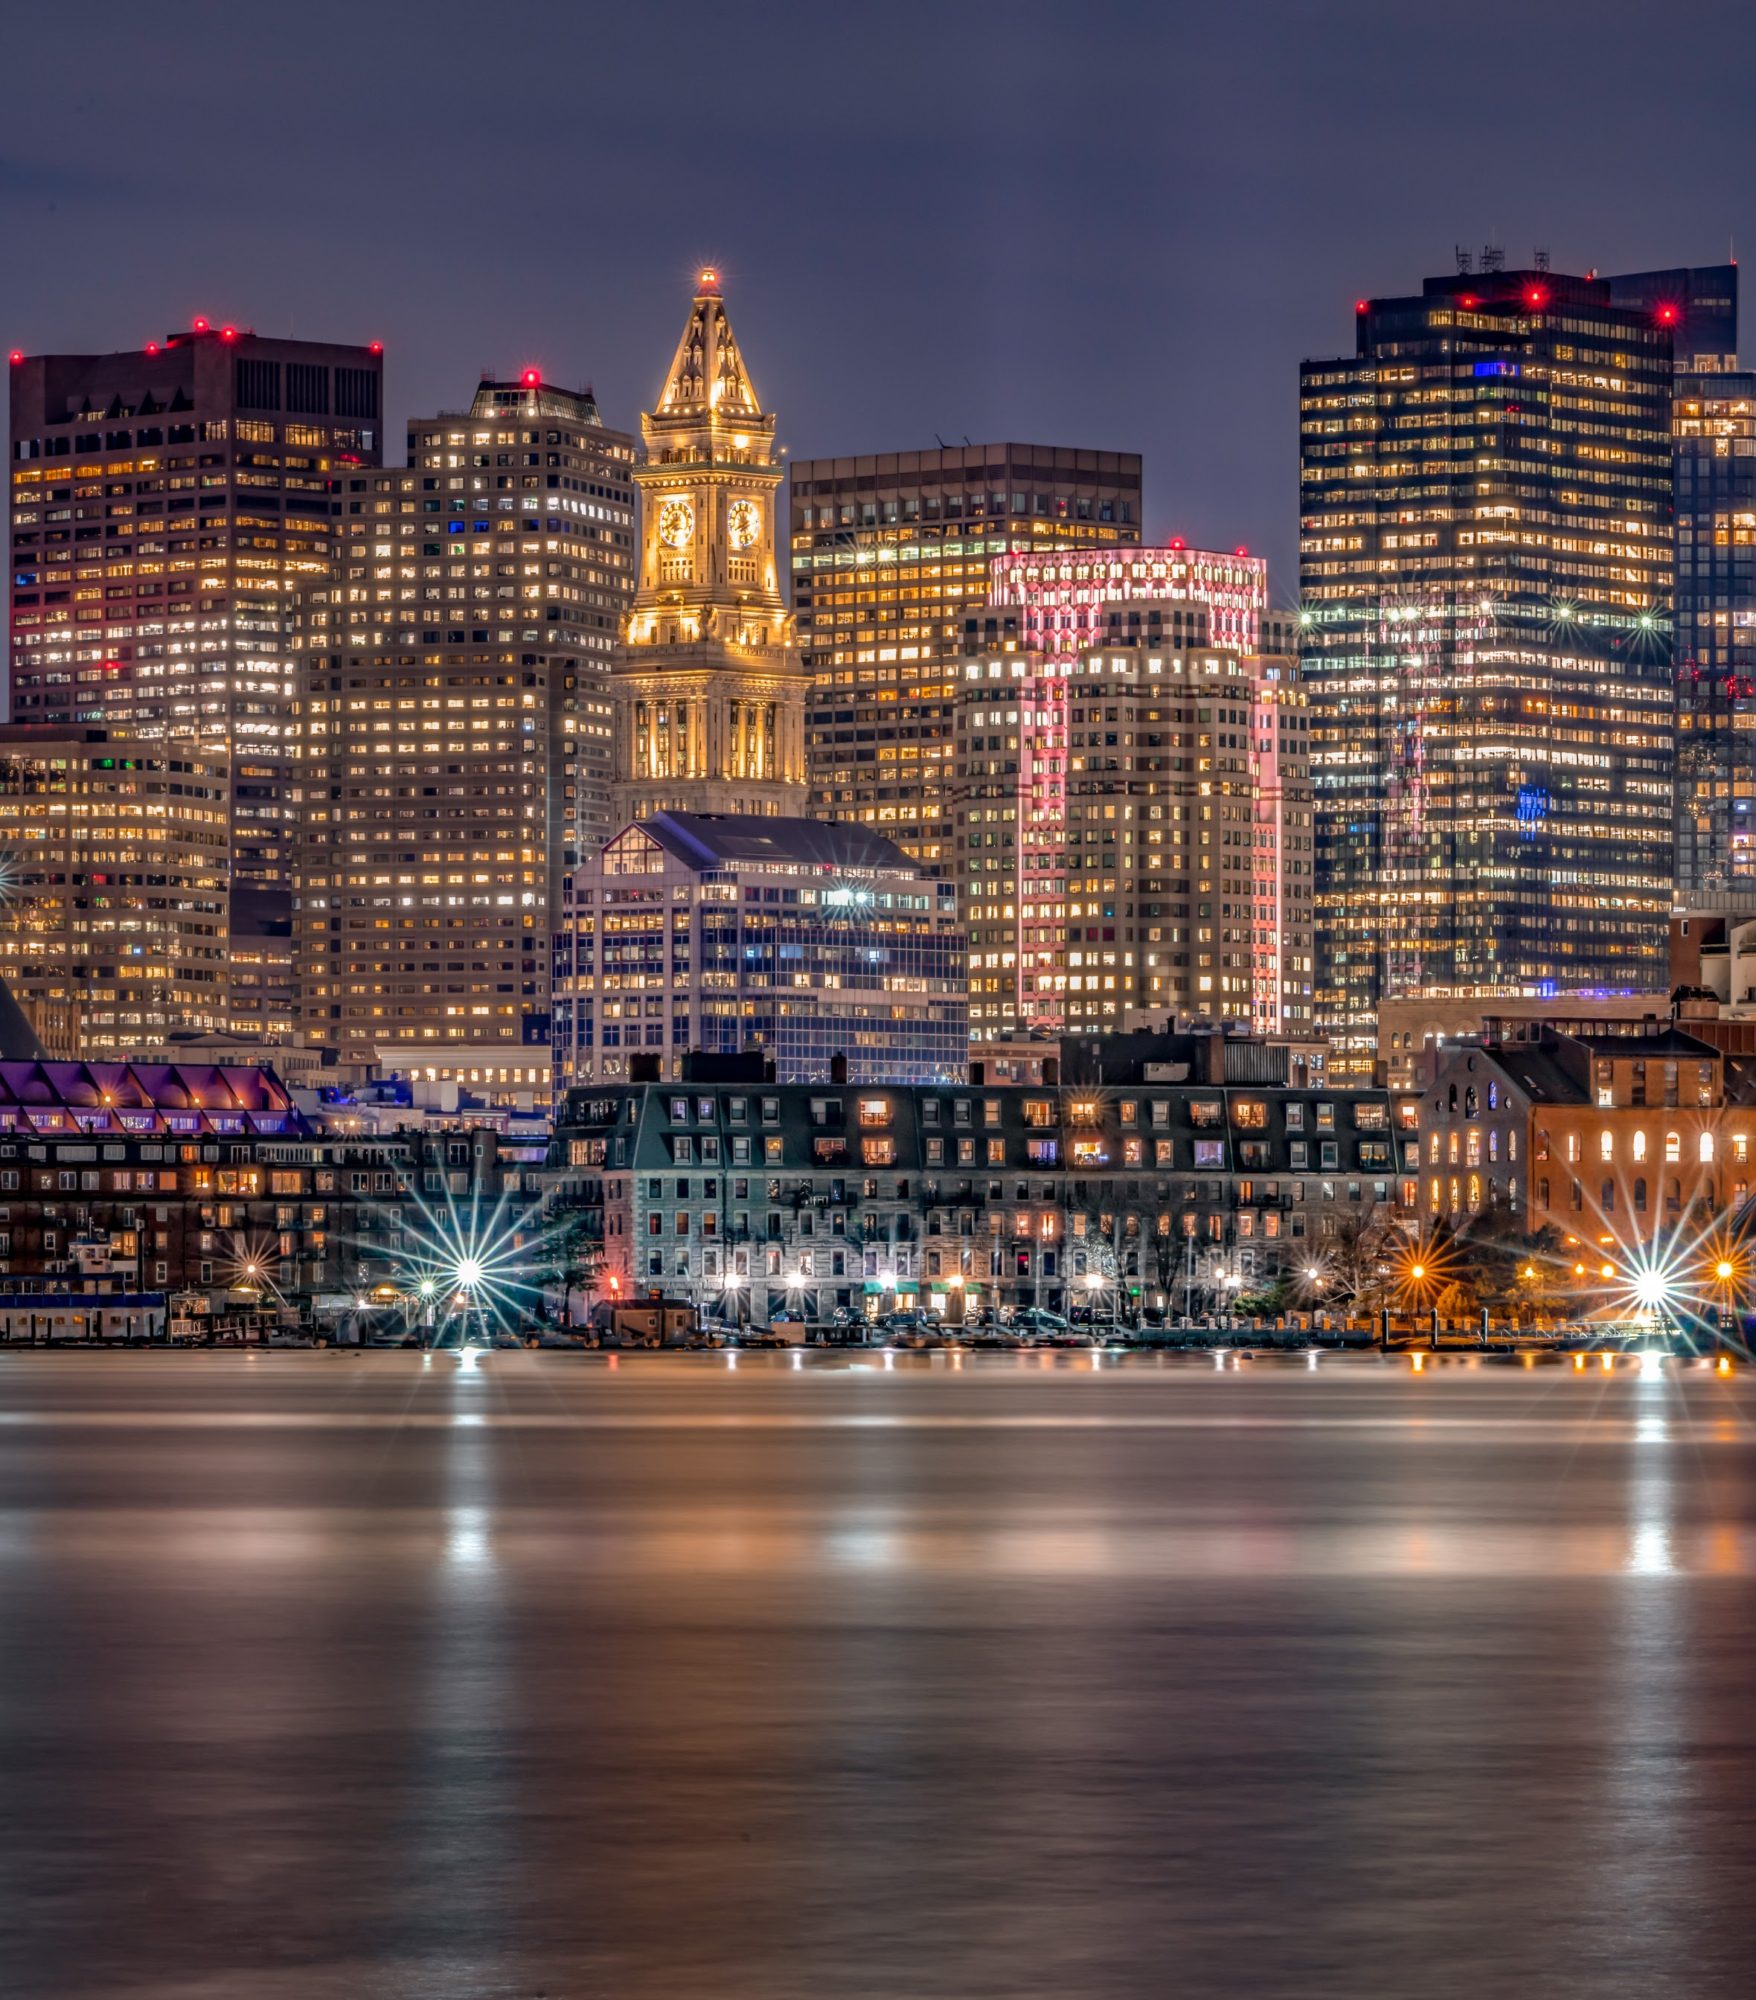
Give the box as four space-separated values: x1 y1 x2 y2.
721 1269 746 1329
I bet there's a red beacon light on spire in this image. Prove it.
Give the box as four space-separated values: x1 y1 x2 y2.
699 266 721 290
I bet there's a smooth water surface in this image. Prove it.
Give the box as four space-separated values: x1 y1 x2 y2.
0 1348 1751 1998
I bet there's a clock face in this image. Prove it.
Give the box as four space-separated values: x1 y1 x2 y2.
728 498 761 552
658 497 695 549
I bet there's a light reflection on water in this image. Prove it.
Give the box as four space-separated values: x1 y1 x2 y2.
0 1352 1749 2000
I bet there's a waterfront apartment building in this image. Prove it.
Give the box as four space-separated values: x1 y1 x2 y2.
0 1053 540 1326
949 545 1311 1042
1300 267 1676 1068
556 811 966 1089
610 272 810 824
1419 1019 1756 1274
294 376 636 1077
792 444 1143 870
7 324 383 912
0 729 229 1054
549 1035 1416 1325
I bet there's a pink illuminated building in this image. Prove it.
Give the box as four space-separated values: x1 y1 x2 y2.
951 546 1310 1043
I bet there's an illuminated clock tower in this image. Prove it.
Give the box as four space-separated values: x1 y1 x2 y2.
609 270 810 822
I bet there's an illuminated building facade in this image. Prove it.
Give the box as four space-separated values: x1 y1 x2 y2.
551 1035 1412 1324
295 376 636 1075
7 325 382 917
1300 267 1676 1070
1604 267 1754 895
950 546 1311 1041
557 811 966 1087
792 445 1143 870
0 729 229 1054
610 273 809 822
1420 1021 1755 1284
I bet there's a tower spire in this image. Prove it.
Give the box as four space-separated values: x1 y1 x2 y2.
656 268 762 421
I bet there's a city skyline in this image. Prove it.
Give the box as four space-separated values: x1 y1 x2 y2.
5 0 1752 629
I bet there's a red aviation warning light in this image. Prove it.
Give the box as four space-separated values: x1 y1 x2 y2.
521 367 540 387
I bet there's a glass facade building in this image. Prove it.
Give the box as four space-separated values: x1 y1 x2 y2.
1300 267 1676 1070
558 811 967 1087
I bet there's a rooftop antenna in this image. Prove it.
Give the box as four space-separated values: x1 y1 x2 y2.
1455 245 1473 275
1533 246 1551 273
934 433 946 448
1481 242 1505 274
962 435 972 446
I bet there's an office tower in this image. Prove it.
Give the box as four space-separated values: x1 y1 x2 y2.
1605 267 1752 894
1300 266 1676 1071
0 727 229 1053
8 325 383 907
557 811 967 1087
609 271 809 823
953 560 1310 1041
792 444 1143 870
296 375 637 1078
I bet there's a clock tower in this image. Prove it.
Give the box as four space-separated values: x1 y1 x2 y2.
609 270 810 822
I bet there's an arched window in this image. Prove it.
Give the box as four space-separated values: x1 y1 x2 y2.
1665 1132 1681 1163
1599 1130 1614 1162
1508 1176 1519 1208
1465 1086 1478 1118
1633 1130 1647 1163
1489 1129 1500 1162
1700 1131 1715 1163
1601 1179 1615 1214
1468 1174 1482 1209
1634 1177 1648 1213
1488 1081 1499 1110
1509 1130 1518 1163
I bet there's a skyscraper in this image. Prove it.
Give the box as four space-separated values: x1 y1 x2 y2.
1300 267 1676 1068
295 375 636 1077
1604 266 1751 895
609 271 809 823
950 549 1310 1040
0 728 230 1053
7 325 383 906
792 445 1143 870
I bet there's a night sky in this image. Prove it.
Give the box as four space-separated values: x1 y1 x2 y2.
4 0 1751 601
